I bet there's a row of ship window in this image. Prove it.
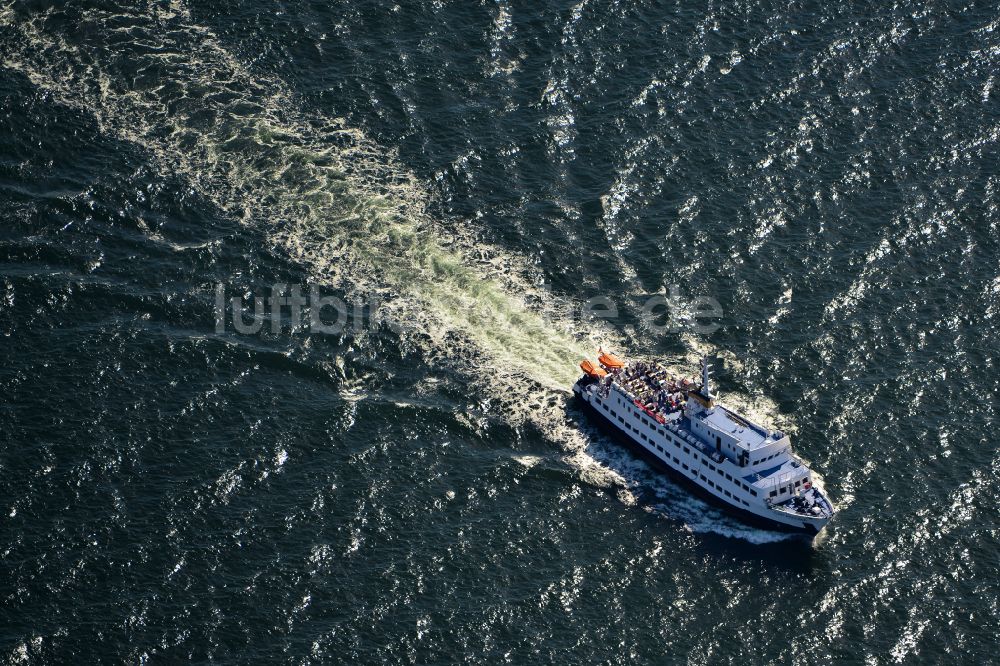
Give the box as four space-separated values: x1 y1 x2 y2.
752 451 783 466
767 477 809 498
594 394 759 502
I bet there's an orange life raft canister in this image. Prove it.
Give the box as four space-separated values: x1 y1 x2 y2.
580 360 608 378
598 352 625 370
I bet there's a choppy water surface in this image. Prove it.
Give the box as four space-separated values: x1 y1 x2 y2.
1 1 998 662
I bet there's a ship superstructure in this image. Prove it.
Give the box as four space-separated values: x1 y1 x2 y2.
573 353 835 535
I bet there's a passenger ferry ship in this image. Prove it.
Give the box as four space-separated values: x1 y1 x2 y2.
573 353 835 535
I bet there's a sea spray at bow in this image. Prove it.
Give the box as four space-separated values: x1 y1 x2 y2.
0 0 792 539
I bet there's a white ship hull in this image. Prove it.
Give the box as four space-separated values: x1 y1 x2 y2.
573 367 834 537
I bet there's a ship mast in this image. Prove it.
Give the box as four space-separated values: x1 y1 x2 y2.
700 357 713 400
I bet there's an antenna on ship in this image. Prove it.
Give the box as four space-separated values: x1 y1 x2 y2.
700 357 713 400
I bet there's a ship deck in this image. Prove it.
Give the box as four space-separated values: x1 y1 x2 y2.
695 406 774 451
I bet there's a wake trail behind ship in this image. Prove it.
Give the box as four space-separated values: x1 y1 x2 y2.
0 1 793 540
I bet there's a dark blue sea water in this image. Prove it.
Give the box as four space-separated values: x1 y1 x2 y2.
1 0 998 662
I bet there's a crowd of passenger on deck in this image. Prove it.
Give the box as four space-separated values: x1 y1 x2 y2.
600 361 694 420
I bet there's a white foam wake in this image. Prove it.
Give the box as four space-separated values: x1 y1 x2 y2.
0 1 793 541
